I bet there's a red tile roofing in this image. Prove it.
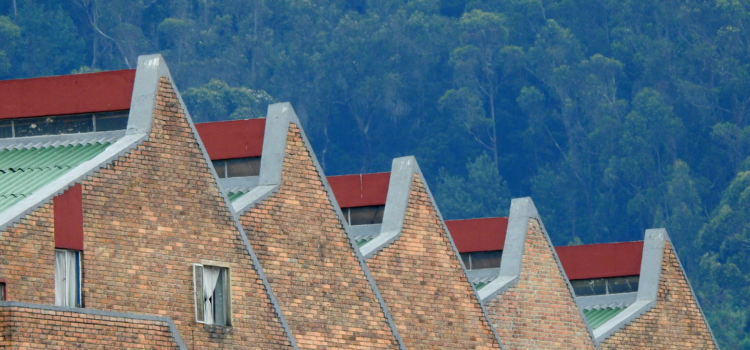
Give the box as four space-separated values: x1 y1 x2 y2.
446 217 508 253
195 119 266 160
556 241 643 280
0 69 135 119
327 172 390 208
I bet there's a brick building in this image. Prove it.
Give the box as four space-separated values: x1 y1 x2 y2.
0 54 718 349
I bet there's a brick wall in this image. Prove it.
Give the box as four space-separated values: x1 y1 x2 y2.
485 218 596 350
80 77 291 349
0 305 177 349
0 203 55 305
366 174 500 350
238 124 399 349
601 241 717 349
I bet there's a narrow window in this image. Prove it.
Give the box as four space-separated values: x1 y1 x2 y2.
0 282 6 301
54 249 81 307
193 264 231 325
460 253 471 270
0 120 12 139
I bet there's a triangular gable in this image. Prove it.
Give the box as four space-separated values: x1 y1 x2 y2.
480 197 598 349
232 103 405 349
359 156 504 349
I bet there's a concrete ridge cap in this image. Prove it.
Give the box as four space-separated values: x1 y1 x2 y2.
592 228 666 344
260 102 407 350
0 130 125 151
593 299 656 342
360 156 418 259
481 197 599 349
0 301 187 350
231 185 278 214
145 58 300 350
361 155 506 350
0 133 147 234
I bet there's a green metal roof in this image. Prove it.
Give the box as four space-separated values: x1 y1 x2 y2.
227 191 247 202
584 307 626 329
0 143 111 213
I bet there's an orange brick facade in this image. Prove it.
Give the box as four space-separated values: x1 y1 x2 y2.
76 77 292 349
601 241 717 349
0 204 55 305
485 218 596 350
238 124 398 349
367 175 500 349
0 306 177 349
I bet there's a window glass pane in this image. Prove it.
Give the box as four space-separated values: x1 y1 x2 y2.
349 205 386 225
94 111 129 131
470 250 502 270
0 120 12 138
212 160 227 178
0 282 5 301
571 278 607 296
194 265 204 322
460 253 471 270
14 114 93 137
214 269 228 326
608 275 639 294
54 249 67 306
75 251 81 307
226 157 261 177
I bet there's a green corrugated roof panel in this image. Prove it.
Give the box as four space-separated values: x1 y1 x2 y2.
0 143 112 213
584 307 626 329
227 191 247 202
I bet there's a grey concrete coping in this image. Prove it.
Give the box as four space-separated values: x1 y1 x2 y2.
144 59 300 350
477 197 599 349
358 155 506 350
219 176 260 193
592 229 720 348
593 228 666 342
0 130 125 150
229 102 406 350
577 292 638 310
0 301 187 350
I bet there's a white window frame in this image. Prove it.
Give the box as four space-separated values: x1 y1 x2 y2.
54 249 82 307
193 263 231 326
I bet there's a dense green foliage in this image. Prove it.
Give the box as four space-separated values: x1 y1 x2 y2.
1 0 749 346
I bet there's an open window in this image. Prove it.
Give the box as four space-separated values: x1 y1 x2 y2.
193 264 231 326
54 249 82 307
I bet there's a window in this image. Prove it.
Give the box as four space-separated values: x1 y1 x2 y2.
571 275 640 296
54 249 82 307
0 111 129 139
212 157 261 178
193 264 231 325
344 205 385 225
460 250 503 270
0 282 5 301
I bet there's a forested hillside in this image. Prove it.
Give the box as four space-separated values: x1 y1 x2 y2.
1 0 748 346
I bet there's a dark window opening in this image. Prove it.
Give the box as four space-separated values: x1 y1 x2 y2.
212 157 261 178
0 282 5 301
571 275 640 297
344 205 385 225
460 250 502 270
0 111 129 139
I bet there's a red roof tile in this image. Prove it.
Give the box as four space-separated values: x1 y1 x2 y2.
328 172 390 208
196 119 266 160
0 70 135 119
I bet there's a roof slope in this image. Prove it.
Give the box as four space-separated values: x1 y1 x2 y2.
0 143 111 212
584 307 626 329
